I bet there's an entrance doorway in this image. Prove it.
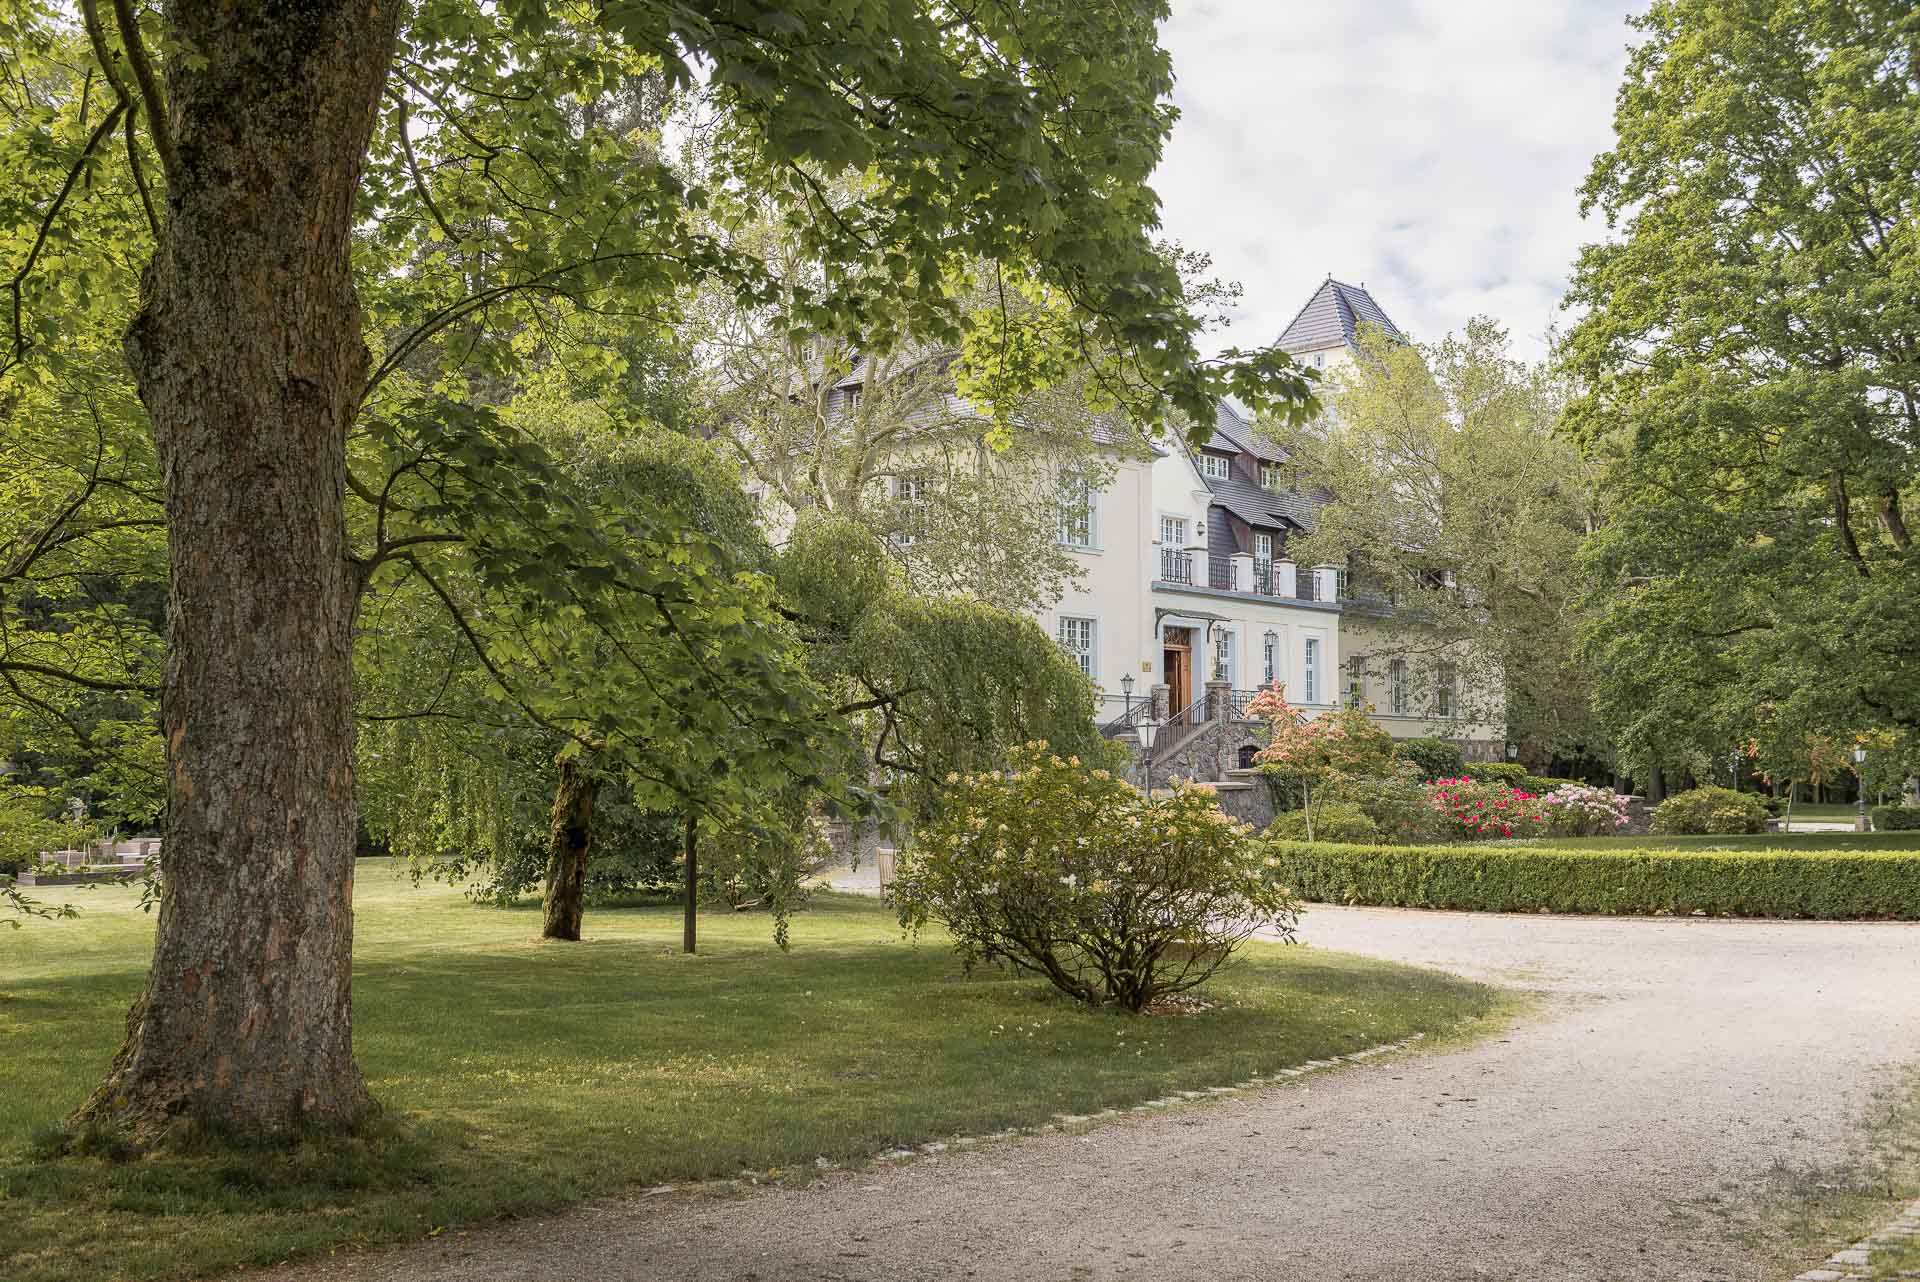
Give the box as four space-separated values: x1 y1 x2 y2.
1162 627 1192 724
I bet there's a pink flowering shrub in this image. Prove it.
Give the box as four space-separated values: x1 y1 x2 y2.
1427 777 1549 841
895 742 1300 1011
1540 783 1632 837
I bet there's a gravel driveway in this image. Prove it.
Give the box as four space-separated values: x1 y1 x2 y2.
255 908 1920 1282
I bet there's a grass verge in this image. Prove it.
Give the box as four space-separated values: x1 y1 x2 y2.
0 858 1504 1282
1264 836 1920 917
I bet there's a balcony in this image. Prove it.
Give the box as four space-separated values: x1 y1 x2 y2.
1155 550 1339 606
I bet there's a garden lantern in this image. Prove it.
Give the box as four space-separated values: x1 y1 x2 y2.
1137 719 1160 793
1121 672 1134 721
1855 745 1868 832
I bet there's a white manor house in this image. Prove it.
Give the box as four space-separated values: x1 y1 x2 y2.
1044 278 1504 763
748 276 1506 775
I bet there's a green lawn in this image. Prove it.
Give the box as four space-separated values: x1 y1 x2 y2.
0 859 1505 1282
1506 832 1913 853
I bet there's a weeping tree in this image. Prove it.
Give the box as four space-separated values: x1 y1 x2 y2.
356 421 843 945
7 0 1312 1142
778 517 1124 824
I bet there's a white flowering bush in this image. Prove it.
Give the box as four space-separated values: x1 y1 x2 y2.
1540 783 1632 837
894 743 1300 1011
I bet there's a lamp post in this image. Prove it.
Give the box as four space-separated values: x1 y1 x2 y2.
1137 719 1160 794
1855 745 1869 832
1121 672 1134 723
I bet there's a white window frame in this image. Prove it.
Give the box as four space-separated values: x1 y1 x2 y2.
1260 463 1283 491
891 473 926 545
1057 474 1097 550
1253 532 1274 561
1212 629 1233 684
1159 515 1188 546
1200 454 1231 480
1303 636 1322 704
1056 615 1098 681
1436 661 1458 719
1389 658 1409 716
841 383 863 414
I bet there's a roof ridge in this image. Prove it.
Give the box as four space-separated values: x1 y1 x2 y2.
1273 278 1338 350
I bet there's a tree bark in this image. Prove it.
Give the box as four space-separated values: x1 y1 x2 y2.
682 814 698 955
542 757 598 941
75 0 401 1142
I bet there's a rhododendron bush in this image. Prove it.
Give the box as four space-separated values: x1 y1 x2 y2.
1540 784 1632 837
894 743 1300 1011
1428 777 1549 840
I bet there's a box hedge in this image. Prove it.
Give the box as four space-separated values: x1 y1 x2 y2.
1261 838 1920 919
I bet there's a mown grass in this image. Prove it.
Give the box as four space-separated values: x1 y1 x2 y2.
0 858 1505 1282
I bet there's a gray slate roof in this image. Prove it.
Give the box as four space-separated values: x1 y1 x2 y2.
1205 473 1322 534
1275 278 1403 353
1198 401 1286 464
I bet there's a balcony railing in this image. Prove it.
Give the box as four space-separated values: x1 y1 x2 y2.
1207 559 1233 591
1251 559 1319 602
1159 548 1193 584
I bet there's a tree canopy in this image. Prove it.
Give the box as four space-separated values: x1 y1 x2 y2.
1566 0 1920 780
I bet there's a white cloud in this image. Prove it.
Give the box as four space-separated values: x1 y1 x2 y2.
1154 0 1638 359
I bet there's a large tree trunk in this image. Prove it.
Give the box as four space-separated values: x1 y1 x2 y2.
542 757 598 941
75 0 400 1142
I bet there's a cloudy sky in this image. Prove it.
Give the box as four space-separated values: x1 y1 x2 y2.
1154 1 1640 359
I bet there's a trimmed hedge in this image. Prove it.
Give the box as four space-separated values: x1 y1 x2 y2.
1262 838 1920 919
1873 805 1920 832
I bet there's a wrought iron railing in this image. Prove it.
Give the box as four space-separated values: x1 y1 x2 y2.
1166 695 1209 729
1159 548 1193 585
1207 559 1233 591
1099 697 1150 738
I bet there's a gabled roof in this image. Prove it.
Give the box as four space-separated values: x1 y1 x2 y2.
1205 473 1322 534
1275 277 1403 353
1198 401 1287 464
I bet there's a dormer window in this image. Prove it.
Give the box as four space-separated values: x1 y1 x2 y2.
1260 463 1284 491
1200 453 1231 480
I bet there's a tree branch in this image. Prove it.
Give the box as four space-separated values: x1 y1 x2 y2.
107 0 178 182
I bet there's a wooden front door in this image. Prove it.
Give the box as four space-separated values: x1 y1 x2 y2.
1162 629 1191 721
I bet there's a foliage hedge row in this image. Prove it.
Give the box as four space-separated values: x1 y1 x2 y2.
1261 839 1920 919
1872 805 1920 832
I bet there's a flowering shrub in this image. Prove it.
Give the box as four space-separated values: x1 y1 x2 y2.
894 743 1300 1011
1650 787 1769 835
1540 784 1632 837
1246 683 1397 841
1331 772 1453 844
1428 777 1548 841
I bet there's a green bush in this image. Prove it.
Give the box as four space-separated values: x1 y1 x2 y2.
895 745 1300 1010
1261 839 1920 919
1523 775 1585 795
1462 762 1529 787
1264 802 1379 844
1650 786 1769 835
1330 775 1450 844
1397 737 1465 782
1872 805 1920 832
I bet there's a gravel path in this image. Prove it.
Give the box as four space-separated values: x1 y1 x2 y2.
255 908 1920 1282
